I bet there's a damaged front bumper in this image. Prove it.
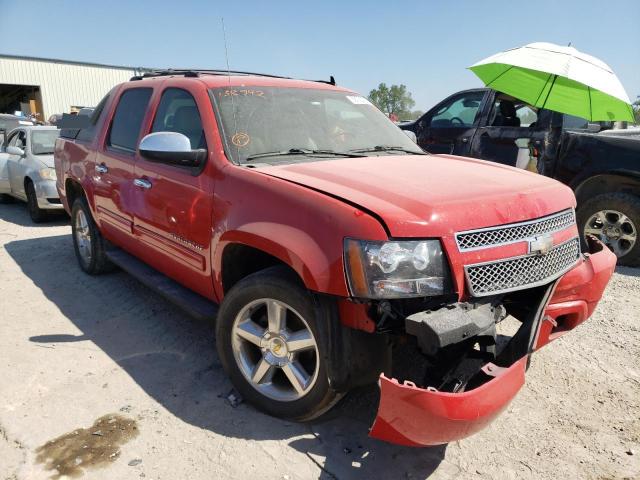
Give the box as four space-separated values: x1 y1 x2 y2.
369 237 616 446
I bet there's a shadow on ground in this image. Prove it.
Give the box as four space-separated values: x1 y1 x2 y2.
5 231 447 479
0 201 69 227
616 265 640 278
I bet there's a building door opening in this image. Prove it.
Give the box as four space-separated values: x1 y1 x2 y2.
0 83 43 122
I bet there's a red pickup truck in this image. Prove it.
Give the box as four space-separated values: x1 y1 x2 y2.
55 70 616 446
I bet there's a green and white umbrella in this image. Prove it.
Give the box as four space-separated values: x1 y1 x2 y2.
469 42 634 122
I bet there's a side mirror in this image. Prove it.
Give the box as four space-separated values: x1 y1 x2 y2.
586 123 601 133
138 132 206 168
7 146 25 156
403 130 418 143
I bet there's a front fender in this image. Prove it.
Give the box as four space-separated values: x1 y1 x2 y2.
214 224 334 296
210 164 389 301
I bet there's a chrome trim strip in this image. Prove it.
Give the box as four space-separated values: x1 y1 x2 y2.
464 236 581 297
455 208 576 252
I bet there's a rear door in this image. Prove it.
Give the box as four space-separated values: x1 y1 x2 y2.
415 90 487 155
469 97 546 168
130 83 215 299
93 87 153 246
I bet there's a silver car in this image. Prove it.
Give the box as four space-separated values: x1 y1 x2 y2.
0 126 63 222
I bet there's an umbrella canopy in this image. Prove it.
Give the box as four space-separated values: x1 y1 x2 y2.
469 42 634 122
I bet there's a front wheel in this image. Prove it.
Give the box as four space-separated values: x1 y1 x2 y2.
577 193 640 267
25 180 48 223
216 267 340 421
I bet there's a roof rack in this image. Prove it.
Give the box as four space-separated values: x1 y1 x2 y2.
130 69 336 86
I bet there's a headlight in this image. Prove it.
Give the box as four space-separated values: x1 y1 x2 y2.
344 239 449 298
39 168 56 180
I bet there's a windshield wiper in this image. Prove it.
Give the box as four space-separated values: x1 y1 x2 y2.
245 148 365 162
348 145 427 155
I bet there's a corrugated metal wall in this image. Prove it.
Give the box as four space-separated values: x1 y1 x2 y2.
0 56 139 119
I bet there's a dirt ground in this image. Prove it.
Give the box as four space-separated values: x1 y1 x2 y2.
1 201 639 480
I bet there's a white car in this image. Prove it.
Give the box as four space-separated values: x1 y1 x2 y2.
0 125 63 222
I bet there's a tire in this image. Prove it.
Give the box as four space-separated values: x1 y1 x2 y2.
71 196 114 274
0 194 14 203
216 266 340 421
577 193 640 267
25 180 48 223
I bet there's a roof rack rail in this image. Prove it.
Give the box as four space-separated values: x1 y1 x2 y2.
130 69 336 85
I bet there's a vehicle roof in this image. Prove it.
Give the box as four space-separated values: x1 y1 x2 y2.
131 74 354 92
13 125 58 131
0 113 32 120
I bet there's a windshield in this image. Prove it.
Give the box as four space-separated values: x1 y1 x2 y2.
31 130 60 155
210 86 423 164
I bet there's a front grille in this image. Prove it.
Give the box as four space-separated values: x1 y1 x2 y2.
465 237 581 296
456 209 576 251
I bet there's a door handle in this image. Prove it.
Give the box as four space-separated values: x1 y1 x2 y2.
461 137 469 143
133 178 152 189
95 163 108 174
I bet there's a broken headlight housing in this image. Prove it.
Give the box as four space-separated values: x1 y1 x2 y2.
344 239 449 298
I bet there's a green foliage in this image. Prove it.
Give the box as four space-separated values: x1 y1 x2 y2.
368 83 416 118
633 97 640 125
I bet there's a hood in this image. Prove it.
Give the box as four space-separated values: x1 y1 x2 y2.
258 154 576 237
34 153 55 168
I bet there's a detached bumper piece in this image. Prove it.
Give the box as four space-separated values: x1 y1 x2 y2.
369 237 615 447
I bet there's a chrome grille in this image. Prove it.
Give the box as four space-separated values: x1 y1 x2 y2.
456 209 576 251
465 237 581 297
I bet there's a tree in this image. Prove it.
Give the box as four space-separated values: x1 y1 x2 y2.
633 97 640 125
368 83 416 119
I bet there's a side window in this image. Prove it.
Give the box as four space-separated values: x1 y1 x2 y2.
151 88 206 149
516 105 538 127
429 92 484 128
562 114 589 130
10 131 26 148
108 88 152 152
7 132 19 146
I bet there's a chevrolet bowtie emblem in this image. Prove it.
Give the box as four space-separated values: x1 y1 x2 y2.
529 234 554 256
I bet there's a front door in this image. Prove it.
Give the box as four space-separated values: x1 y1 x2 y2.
7 129 28 199
131 86 215 299
93 87 153 246
416 90 487 155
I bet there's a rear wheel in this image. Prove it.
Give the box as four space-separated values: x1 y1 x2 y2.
25 180 48 223
577 193 640 267
71 197 114 274
216 267 340 421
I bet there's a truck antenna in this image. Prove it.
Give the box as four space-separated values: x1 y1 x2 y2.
221 17 239 153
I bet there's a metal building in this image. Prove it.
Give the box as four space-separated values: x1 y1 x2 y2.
0 54 145 122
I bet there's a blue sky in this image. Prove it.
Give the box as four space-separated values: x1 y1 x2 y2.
1 0 638 110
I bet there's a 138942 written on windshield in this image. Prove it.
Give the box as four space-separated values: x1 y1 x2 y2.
217 89 265 98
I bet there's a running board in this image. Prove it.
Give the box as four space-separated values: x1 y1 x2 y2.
105 248 219 321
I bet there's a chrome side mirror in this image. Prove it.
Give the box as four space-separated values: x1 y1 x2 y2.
138 132 206 168
6 146 25 156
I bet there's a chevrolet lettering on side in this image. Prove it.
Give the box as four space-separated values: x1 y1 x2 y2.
54 70 616 446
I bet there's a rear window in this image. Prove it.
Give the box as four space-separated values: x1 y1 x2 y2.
31 130 60 155
108 88 152 152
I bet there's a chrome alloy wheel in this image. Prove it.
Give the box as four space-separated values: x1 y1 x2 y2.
584 209 637 257
231 298 319 402
74 209 92 264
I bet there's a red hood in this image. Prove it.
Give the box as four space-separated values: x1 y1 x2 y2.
258 154 576 237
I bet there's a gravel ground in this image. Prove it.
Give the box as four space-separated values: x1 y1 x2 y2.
0 201 639 480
